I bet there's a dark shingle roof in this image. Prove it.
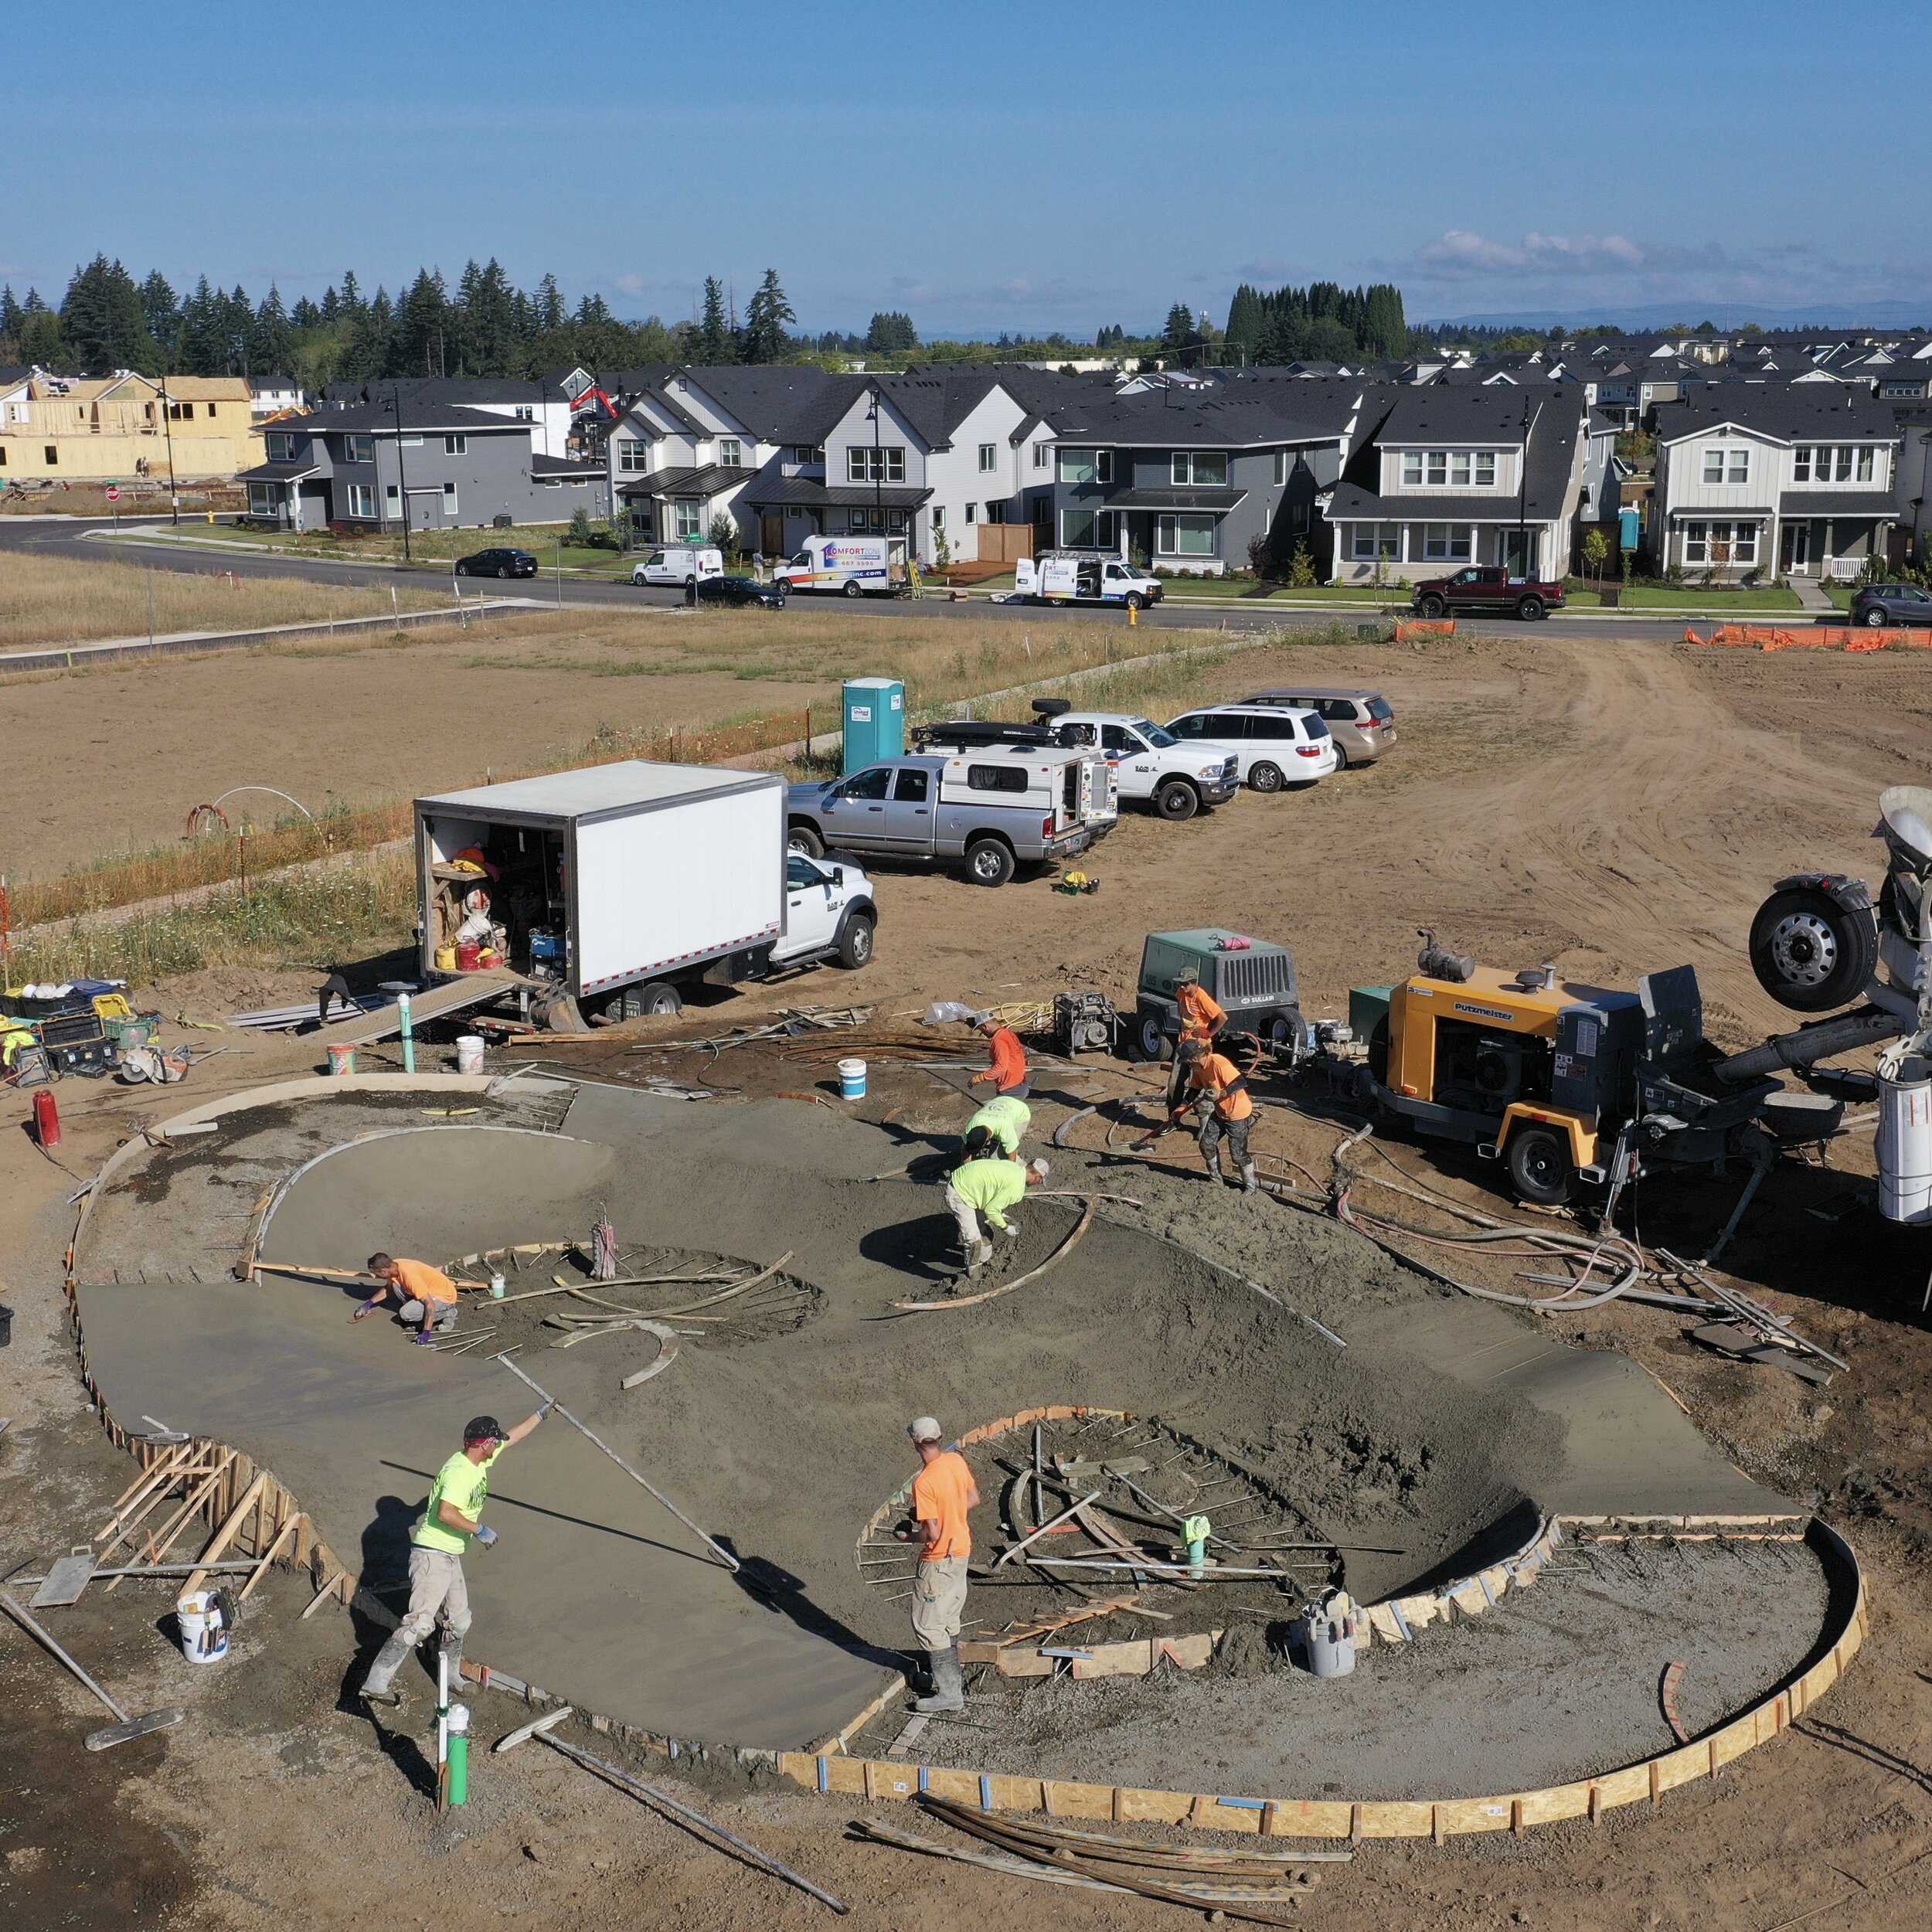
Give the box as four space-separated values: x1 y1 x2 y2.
1655 387 1899 444
739 457 929 509
1777 491 1900 517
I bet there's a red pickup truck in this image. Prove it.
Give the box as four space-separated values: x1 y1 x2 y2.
1412 566 1565 621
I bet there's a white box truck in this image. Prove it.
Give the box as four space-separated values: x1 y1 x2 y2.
416 761 878 1026
1013 549 1163 609
774 533 910 598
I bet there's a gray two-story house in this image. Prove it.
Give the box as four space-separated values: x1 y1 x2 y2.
1014 380 1368 577
236 401 605 533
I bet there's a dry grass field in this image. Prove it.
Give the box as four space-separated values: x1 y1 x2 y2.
0 550 445 649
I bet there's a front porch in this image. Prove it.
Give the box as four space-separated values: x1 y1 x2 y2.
1330 518 1559 587
1657 511 1893 581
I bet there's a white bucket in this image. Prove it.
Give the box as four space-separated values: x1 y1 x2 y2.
838 1056 867 1100
455 1035 486 1075
1877 1054 1932 1224
1299 1604 1358 1678
175 1588 229 1664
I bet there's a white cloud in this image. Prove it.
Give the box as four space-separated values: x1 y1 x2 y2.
1418 229 1648 278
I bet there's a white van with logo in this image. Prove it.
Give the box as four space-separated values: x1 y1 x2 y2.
1013 549 1163 610
631 545 724 588
774 534 910 598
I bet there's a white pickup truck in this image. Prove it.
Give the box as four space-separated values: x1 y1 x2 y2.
1042 707 1242 822
1013 549 1164 610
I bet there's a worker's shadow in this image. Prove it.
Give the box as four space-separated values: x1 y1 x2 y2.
859 1213 958 1283
723 1544 906 1672
337 1493 440 1797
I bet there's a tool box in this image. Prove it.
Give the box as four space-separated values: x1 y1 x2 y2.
43 1036 115 1077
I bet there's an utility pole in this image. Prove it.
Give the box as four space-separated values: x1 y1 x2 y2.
390 386 413 563
1517 396 1543 578
158 374 179 526
869 379 883 537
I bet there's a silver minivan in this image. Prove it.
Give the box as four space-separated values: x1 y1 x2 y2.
1242 686 1396 767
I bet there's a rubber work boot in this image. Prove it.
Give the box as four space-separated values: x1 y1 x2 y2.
358 1630 413 1707
1241 1162 1260 1196
914 1645 965 1713
964 1239 993 1278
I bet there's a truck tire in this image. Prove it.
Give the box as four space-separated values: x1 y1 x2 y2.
1128 1007 1173 1063
835 913 875 968
1515 595 1546 621
1247 760 1284 793
964 838 1015 886
787 822 825 858
1417 594 1447 619
1124 591 1145 611
1749 886 1877 1013
1507 1125 1575 1207
1155 779 1199 822
843 579 865 599
616 981 682 1020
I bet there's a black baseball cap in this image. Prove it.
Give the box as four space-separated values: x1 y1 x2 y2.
463 1415 505 1445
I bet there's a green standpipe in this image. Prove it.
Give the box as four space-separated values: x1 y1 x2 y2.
1184 1513 1211 1580
446 1703 470 1806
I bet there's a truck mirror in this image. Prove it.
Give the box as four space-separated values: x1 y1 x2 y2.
831 866 845 886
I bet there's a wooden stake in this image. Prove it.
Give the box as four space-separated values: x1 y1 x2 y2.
239 1514 306 1601
182 1471 270 1597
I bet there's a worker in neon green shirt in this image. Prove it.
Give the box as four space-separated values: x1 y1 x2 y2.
359 1408 545 1708
944 1152 1048 1277
962 1094 1031 1160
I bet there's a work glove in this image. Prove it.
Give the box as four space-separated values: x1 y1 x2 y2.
473 1524 498 1549
539 1398 556 1418
413 1332 439 1346
1001 1223 1021 1243
352 1299 378 1321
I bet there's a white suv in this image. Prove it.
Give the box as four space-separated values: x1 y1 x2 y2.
1165 705 1338 791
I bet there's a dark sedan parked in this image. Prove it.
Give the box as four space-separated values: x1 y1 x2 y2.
1850 583 1932 628
693 574 788 608
454 546 539 579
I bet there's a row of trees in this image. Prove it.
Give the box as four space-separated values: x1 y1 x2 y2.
1223 281 1410 366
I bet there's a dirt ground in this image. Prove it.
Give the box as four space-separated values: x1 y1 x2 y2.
5 630 1932 1930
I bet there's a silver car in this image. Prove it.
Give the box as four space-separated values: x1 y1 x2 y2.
1242 686 1396 767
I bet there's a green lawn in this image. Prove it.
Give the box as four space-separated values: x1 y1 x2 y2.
1563 582 1804 610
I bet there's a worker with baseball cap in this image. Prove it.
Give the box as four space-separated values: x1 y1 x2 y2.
968 1013 1029 1100
894 1417 981 1713
944 1151 1049 1276
1168 967 1227 1108
359 1406 546 1708
355 1253 462 1344
1160 1037 1259 1193
961 1092 1032 1161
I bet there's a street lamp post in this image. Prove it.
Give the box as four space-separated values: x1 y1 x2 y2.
869 380 883 541
389 386 413 564
1517 396 1544 578
158 374 179 526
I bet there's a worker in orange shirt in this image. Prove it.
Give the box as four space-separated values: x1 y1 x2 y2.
968 1012 1029 1100
893 1416 981 1712
1168 966 1228 1107
1155 1038 1259 1193
355 1253 463 1343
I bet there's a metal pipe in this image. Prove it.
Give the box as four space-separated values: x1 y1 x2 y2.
1713 1005 1904 1083
493 1355 739 1571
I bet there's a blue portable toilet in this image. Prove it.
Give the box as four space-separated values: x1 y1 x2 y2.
842 676 904 774
1618 506 1641 552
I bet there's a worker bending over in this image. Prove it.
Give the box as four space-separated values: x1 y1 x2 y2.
355 1253 461 1343
1168 966 1227 1107
359 1408 545 1708
961 1093 1031 1162
969 1014 1029 1100
945 1152 1048 1276
1165 1038 1259 1194
894 1417 980 1713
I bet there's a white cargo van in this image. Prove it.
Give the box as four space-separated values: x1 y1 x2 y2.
631 545 724 588
774 534 910 598
1013 549 1162 610
417 762 878 1026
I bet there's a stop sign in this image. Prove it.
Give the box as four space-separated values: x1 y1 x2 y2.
105 486 121 501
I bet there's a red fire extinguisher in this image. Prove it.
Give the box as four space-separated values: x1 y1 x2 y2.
32 1087 60 1148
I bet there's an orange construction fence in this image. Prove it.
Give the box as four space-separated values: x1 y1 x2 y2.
1690 623 1932 654
1393 619 1456 641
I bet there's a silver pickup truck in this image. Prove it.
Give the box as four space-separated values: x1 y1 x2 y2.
786 723 1116 886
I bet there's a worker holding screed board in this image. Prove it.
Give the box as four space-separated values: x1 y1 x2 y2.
894 1417 980 1713
359 1409 546 1708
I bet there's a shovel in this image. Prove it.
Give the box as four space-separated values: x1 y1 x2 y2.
0 1590 186 1750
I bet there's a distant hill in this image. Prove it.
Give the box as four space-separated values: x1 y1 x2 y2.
1420 300 1932 332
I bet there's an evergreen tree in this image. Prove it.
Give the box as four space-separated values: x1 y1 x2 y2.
864 311 917 354
1361 284 1406 359
395 267 451 377
456 257 517 375
696 277 733 363
60 255 152 372
175 276 223 374
291 295 321 329
139 271 179 356
19 301 63 366
253 284 294 374
338 270 365 318
1161 301 1195 351
339 287 393 382
742 268 796 363
0 286 22 342
318 284 341 324
1224 284 1264 359
534 273 566 333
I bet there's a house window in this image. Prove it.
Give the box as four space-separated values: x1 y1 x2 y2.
386 484 400 504
1155 512 1216 556
514 405 533 420
848 445 905 483
1402 451 1423 486
673 499 702 539
1351 523 1400 560
247 483 275 515
346 482 376 518
266 431 296 462
444 434 467 456
791 445 823 465
1475 452 1496 485
400 434 423 447
978 442 997 471
44 444 57 464
1057 449 1111 485
932 505 945 532
617 437 649 472
1422 523 1472 561
1426 451 1447 485
342 434 375 464
206 402 218 418
1273 451 1287 486
1170 452 1228 487
1702 445 1749 484
1683 520 1757 565
718 437 743 468
965 502 977 522
1793 447 1811 482
888 509 905 533
443 482 458 515
1856 446 1875 481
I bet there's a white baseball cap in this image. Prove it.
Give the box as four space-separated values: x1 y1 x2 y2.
907 1416 943 1444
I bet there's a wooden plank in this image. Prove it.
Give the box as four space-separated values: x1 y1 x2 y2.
238 1514 305 1601
1433 1798 1514 1835
1112 1786 1195 1827
182 1471 270 1597
1157 1633 1216 1670
920 1767 981 1806
1518 1781 1592 1827
1040 1779 1114 1821
1358 1801 1434 1838
1248 1799 1351 1839
993 1648 1054 1678
104 1449 236 1585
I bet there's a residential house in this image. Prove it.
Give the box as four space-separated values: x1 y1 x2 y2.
0 372 260 483
234 401 605 532
320 378 573 458
1648 387 1900 580
248 375 304 417
1322 386 1612 584
1012 379 1366 577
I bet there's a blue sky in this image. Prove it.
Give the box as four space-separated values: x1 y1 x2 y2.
12 0 1930 335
